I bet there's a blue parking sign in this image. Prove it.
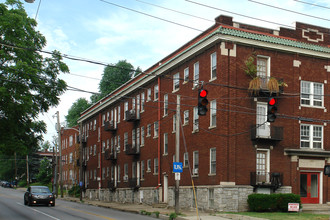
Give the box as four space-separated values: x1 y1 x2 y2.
173 162 183 173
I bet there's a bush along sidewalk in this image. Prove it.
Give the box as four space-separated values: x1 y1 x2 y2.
247 193 301 212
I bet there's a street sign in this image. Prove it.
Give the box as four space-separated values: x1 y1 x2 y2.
175 173 181 180
79 181 83 187
173 162 183 173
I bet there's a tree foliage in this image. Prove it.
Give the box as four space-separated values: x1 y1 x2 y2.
0 0 69 155
90 60 140 103
36 158 52 185
65 98 91 127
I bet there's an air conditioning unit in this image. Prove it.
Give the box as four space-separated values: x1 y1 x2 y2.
123 175 128 181
193 168 198 175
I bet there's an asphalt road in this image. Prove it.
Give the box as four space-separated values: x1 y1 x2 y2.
0 186 157 220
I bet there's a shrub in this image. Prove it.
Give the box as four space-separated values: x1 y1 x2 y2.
68 185 80 198
248 193 301 212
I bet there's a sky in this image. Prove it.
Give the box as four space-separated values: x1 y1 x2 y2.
7 0 330 144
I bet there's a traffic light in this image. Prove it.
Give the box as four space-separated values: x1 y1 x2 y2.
267 97 277 122
198 88 208 116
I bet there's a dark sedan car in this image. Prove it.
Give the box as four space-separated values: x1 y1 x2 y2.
24 186 55 206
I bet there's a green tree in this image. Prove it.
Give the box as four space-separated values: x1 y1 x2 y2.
90 60 141 103
0 0 68 155
36 158 52 185
65 98 91 127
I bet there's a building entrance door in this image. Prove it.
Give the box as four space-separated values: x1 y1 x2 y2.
300 172 319 204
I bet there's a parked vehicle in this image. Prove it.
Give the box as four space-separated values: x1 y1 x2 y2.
24 186 55 206
1 181 12 188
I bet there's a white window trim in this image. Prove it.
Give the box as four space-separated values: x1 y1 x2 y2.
300 81 324 108
209 148 216 175
183 67 189 84
193 62 199 89
256 148 270 182
209 100 216 129
210 52 217 81
173 72 180 92
300 124 323 149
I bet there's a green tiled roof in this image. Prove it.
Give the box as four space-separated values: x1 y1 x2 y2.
218 26 330 54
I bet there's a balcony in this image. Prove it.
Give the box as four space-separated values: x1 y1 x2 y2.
249 77 285 97
77 135 87 146
125 144 140 155
251 125 283 141
105 149 117 162
125 109 140 122
250 172 283 192
128 177 140 190
82 160 87 170
104 121 117 132
108 181 116 192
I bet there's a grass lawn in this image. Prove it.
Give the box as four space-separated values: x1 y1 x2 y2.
229 212 330 220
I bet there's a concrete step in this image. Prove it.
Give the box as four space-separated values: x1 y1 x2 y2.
152 203 168 208
301 204 330 214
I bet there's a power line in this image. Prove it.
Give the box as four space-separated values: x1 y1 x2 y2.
293 0 330 10
249 0 330 22
98 0 204 32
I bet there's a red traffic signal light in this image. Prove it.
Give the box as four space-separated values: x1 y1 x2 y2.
198 89 208 116
267 97 277 122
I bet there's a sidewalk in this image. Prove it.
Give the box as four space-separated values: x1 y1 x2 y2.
59 196 266 220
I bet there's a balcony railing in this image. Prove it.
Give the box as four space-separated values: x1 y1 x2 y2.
251 125 283 141
128 177 140 190
250 172 283 191
77 135 87 146
125 144 140 155
249 77 284 96
104 121 117 132
125 109 140 122
105 149 117 161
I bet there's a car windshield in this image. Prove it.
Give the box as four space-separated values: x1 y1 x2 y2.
31 187 50 193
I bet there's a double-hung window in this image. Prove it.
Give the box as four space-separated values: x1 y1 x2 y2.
184 67 189 83
193 151 199 175
210 52 216 80
154 121 159 138
210 100 216 127
154 85 159 100
210 148 216 174
141 92 145 111
164 94 168 116
301 81 323 107
183 110 189 125
193 62 199 88
300 124 323 149
257 56 270 89
173 73 180 91
193 107 199 131
163 133 168 155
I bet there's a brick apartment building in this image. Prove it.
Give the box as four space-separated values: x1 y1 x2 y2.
61 15 330 211
60 126 80 189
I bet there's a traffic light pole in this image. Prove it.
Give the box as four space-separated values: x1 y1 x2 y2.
175 95 180 214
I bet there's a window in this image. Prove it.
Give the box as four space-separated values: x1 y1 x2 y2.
69 135 73 146
124 163 128 180
193 62 199 88
183 152 189 167
124 102 128 119
147 88 152 101
93 144 97 156
173 72 179 91
256 102 270 137
106 167 110 177
210 52 216 80
256 150 269 182
69 153 73 163
117 135 120 152
106 139 109 149
137 128 140 148
94 169 97 180
111 166 114 180
118 106 121 123
132 97 136 110
173 114 176 132
210 100 216 127
102 141 105 153
147 159 151 172
183 110 189 125
164 133 168 155
136 95 140 118
301 124 323 149
210 148 216 174
102 168 105 179
193 151 199 175
132 129 136 148
117 165 120 182
184 67 189 83
147 124 151 137
141 161 145 179
141 126 145 146
124 132 128 151
154 85 159 100
209 188 215 209
301 81 323 107
132 162 137 178
102 114 105 126
193 107 199 131
154 158 159 174
141 92 145 111
257 56 270 88
164 94 168 116
154 121 159 138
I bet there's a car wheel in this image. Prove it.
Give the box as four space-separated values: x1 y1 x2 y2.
27 200 32 206
24 199 27 205
51 203 55 207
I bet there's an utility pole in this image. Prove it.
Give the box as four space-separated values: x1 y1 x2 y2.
79 123 83 201
26 155 29 186
175 95 180 214
14 152 17 183
56 111 63 198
